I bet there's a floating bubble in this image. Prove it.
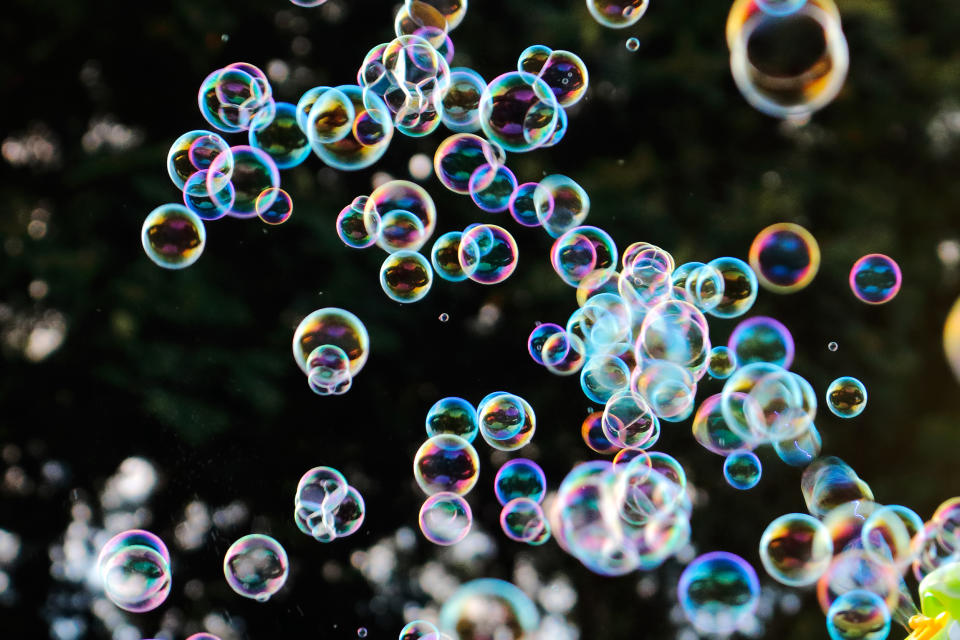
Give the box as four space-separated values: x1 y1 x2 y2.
479 71 559 153
494 459 546 506
724 450 762 490
431 231 468 282
862 504 923 570
249 101 310 169
378 209 427 252
313 85 394 170
692 393 750 456
426 397 479 442
167 130 232 189
580 354 631 404
439 579 540 640
749 222 820 294
708 345 738 379
826 589 891 640
294 465 349 540
306 344 352 395
256 187 292 225
381 250 433 303
223 534 289 601
439 313 449 322
721 362 814 445
367 180 437 252
626 37 640 51
337 196 379 249
292 308 370 377
478 392 526 442
458 224 519 284
727 0 849 119
817 549 901 615
774 422 822 467
433 134 502 194
829 341 839 352
602 389 658 450
678 551 760 635
509 182 546 228
419 492 472 546
932 497 960 552
801 457 875 519
304 87 355 146
543 330 587 377
586 0 650 28
141 204 206 269
500 497 550 543
528 323 565 365
327 486 366 538
728 315 795 369
97 530 171 613
183 170 234 221
760 513 833 586
207 145 280 218
477 392 537 451
582 411 620 454
469 163 517 213
198 64 274 133
520 48 590 108
706 257 758 319
630 359 697 420
400 620 440 640
414 434 480 496
535 176 591 238
442 67 486 133
826 376 868 418
849 254 902 304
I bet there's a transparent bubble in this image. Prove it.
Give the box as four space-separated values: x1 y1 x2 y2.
509 182 547 228
932 497 960 552
825 589 891 640
306 344 352 395
849 254 902 304
328 486 366 538
378 209 428 252
198 64 274 133
500 497 550 543
478 392 527 441
294 465 349 540
520 47 590 108
862 504 923 570
458 224 519 284
167 130 232 190
381 250 434 303
293 308 369 378
256 187 293 225
494 459 546 505
528 323 565 366
419 492 472 546
728 315 795 369
305 87 356 146
727 0 849 119
817 549 901 615
183 170 234 221
223 534 289 601
442 67 486 133
438 579 540 640
469 163 517 213
479 71 559 153
477 392 537 451
400 619 440 640
580 354 631 404
749 222 820 293
708 345 738 379
97 530 171 613
586 0 650 28
312 85 394 170
756 0 808 15
760 513 833 586
826 376 867 418
186 634 222 640
692 393 750 456
433 133 502 194
414 434 480 495
367 180 437 253
773 422 822 467
249 101 310 169
431 231 468 281
582 411 620 454
705 257 758 319
426 397 479 442
207 145 280 219
723 450 762 490
535 176 591 238
678 552 760 635
439 312 450 322
337 196 379 249
626 37 640 51
602 390 658 450
630 359 697 420
828 341 839 352
801 457 875 519
141 204 206 269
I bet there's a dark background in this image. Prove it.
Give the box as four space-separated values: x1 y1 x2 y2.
1 0 959 638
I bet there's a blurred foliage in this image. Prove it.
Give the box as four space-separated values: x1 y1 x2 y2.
1 0 960 638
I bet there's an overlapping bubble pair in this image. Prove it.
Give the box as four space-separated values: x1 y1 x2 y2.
294 466 366 543
495 458 550 545
292 308 370 395
97 529 172 612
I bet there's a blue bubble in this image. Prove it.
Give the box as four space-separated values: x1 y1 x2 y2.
724 450 762 490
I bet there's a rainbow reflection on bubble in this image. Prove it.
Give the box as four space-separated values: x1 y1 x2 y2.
414 434 480 496
97 529 172 613
677 551 760 635
141 204 206 270
223 534 289 602
749 222 820 293
419 491 473 546
849 254 902 304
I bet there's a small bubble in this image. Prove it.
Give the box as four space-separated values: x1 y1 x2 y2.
828 341 838 352
439 313 449 322
221 34 229 42
626 37 640 52
357 628 368 638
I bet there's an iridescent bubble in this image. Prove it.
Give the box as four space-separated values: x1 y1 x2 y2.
825 590 891 640
313 85 394 171
602 390 658 450
678 551 760 635
479 72 559 153
207 145 280 218
630 359 697 420
419 492 472 546
458 224 519 284
167 130 231 189
97 530 171 613
862 504 923 570
183 170 234 221
826 376 867 418
582 411 619 454
494 459 546 505
223 534 289 601
728 315 795 369
500 497 550 543
692 393 750 456
817 549 901 615
442 67 486 133
528 323 565 365
433 133 502 195
849 254 902 304
294 466 349 541
337 196 379 249
534 175 591 238
394 2 449 47
708 345 738 379
932 497 960 552
759 513 833 586
198 64 274 133
249 101 310 169
477 392 537 451
508 182 546 228
580 354 631 404
141 204 206 270
727 0 849 119
773 422 822 467
414 434 480 496
551 230 599 287
367 180 437 252
439 313 450 322
290 0 327 7
723 450 762 490
381 250 433 303
626 37 640 51
306 345 352 396
431 231 468 282
469 164 517 213
829 341 839 352
327 486 366 538
256 187 292 225
292 308 370 377
478 393 526 442
756 0 808 15
749 222 820 293
520 48 590 108
426 397 479 442
305 87 355 145
543 331 587 376
411 0 468 30
706 257 758 319
801 457 875 519
439 579 540 640
586 0 650 28
399 620 440 640
378 209 427 252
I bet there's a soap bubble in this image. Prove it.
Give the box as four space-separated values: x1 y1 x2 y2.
304 87 355 146
749 223 820 293
97 530 171 613
849 254 902 304
825 589 891 640
527 323 565 365
167 130 232 189
728 315 795 369
801 457 875 519
707 345 738 379
367 180 437 253
337 196 379 249
723 450 762 490
256 187 293 225
479 71 559 153
312 85 394 170
760 513 833 586
426 397 479 442
677 551 760 635
442 67 486 133
477 392 537 451
198 63 274 133
519 47 590 108
431 231 468 282
380 250 434 303
581 411 620 454
535 175 591 238
626 37 640 51
293 308 370 377
248 101 310 169
433 133 503 194
494 459 546 505
183 170 234 221
692 393 750 456
586 0 650 28
306 345 352 395
705 257 758 319
500 497 550 543
400 620 440 640
580 354 631 404
774 422 822 467
223 534 289 601
207 145 279 218
419 492 472 546
414 434 480 495
469 163 517 213
378 209 427 252
826 376 868 418
458 224 519 284
602 389 658 450
509 182 547 227
477 392 526 441
439 579 540 640
141 204 206 269
817 549 901 615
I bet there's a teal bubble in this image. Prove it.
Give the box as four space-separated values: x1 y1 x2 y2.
249 101 310 169
426 397 479 442
826 590 891 640
580 354 631 404
312 85 393 171
678 551 760 635
759 513 833 586
478 392 527 441
141 204 206 269
774 423 822 467
826 376 867 418
479 71 559 153
494 458 547 505
509 182 547 228
477 392 537 451
442 67 486 133
167 130 232 189
378 209 427 252
97 530 171 613
183 170 233 221
626 37 640 51
458 224 519 285
469 164 517 213
707 345 737 379
337 196 379 249
430 231 468 282
207 145 279 219
535 175 591 238
380 250 433 303
706 257 759 319
724 450 762 490
433 133 502 194
728 315 795 369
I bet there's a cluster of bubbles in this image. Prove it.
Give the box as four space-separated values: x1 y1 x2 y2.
292 308 370 395
223 534 289 601
97 529 172 613
495 459 550 545
294 466 366 542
